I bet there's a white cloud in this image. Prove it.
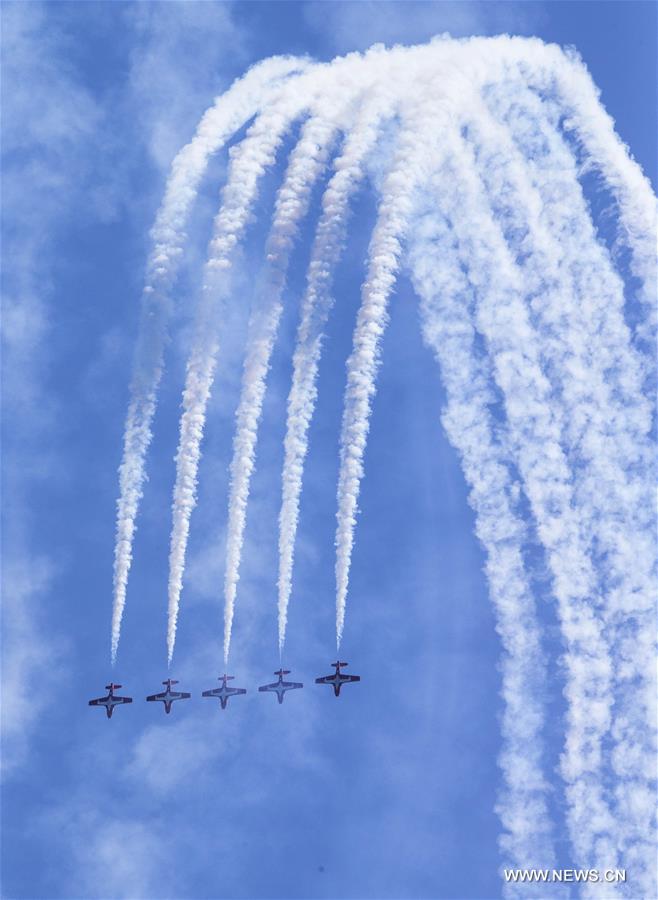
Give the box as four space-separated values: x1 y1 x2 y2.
80 818 165 900
0 555 67 775
46 803 172 900
1 2 109 777
125 1 249 173
302 0 543 55
125 717 234 797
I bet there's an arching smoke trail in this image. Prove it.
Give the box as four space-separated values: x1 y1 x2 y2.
439 119 620 880
498 60 657 882
117 35 656 897
171 45 412 664
328 46 654 889
447 75 655 892
277 91 395 653
552 55 657 347
110 55 306 663
165 53 379 664
408 198 557 890
475 84 656 892
513 40 657 346
221 113 343 664
435 96 653 894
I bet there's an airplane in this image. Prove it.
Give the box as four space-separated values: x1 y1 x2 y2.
202 674 247 710
315 661 361 697
146 679 191 714
88 683 133 719
258 669 303 704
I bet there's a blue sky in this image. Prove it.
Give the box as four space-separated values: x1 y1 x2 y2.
1 3 656 899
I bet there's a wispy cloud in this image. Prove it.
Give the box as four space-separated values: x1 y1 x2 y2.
1 2 111 776
302 0 542 54
125 1 249 173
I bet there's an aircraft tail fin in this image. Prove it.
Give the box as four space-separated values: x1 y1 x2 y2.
222 674 235 681
275 669 291 676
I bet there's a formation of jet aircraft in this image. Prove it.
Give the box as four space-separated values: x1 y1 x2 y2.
88 661 360 717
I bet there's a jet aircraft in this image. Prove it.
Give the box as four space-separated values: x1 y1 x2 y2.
315 661 361 697
202 674 247 710
146 679 191 714
89 683 133 719
258 669 303 704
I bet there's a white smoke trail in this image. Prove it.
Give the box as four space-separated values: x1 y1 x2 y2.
408 195 557 890
478 152 612 855
165 53 381 664
436 55 655 893
330 47 653 886
334 77 440 646
117 34 656 896
330 39 510 645
474 84 656 894
165 97 311 666
512 39 657 346
451 72 656 892
336 46 460 647
221 113 343 664
277 91 395 653
424 109 633 884
111 55 306 662
171 44 417 664
519 54 657 892
553 52 657 347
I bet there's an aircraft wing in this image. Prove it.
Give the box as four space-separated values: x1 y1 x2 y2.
115 695 133 704
147 692 166 702
89 698 104 706
203 686 245 697
315 675 333 685
258 682 277 693
345 675 360 683
170 691 191 700
282 680 303 690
